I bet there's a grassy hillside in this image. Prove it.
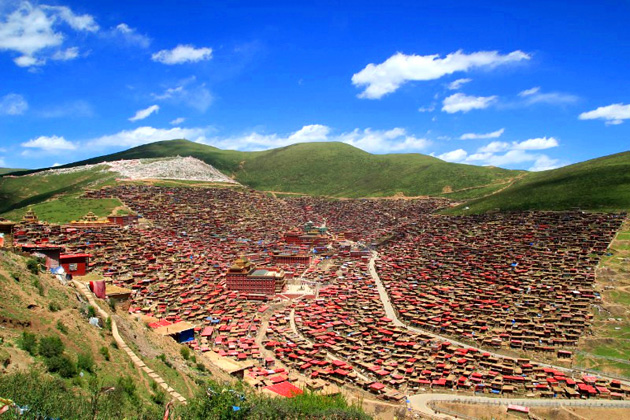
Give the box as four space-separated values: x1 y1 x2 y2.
0 166 118 215
0 168 24 175
45 139 522 198
446 151 630 214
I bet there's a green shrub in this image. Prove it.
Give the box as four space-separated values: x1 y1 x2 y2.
18 331 38 356
39 335 64 358
45 355 77 378
48 301 61 312
77 352 94 373
116 375 136 399
196 362 206 372
86 305 96 318
180 345 190 360
56 320 68 334
99 346 110 361
26 258 40 275
32 278 45 296
104 317 112 331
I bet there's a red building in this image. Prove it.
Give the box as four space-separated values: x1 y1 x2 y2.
60 253 91 276
272 253 310 265
21 244 63 269
226 258 286 297
107 215 139 226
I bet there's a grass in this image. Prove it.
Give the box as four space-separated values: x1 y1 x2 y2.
0 165 117 215
446 151 630 214
24 139 521 198
1 195 126 224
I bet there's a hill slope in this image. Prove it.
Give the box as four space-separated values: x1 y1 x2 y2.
447 151 630 214
47 139 522 198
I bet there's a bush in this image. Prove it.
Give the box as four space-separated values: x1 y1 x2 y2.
77 352 94 373
104 317 112 331
117 375 136 399
196 362 206 372
26 258 40 275
45 355 77 378
150 389 166 406
99 346 110 361
56 320 68 334
39 335 64 358
18 332 38 356
180 345 190 360
33 278 45 296
86 305 96 318
48 301 61 312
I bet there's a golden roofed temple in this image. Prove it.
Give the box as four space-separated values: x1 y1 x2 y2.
68 211 112 227
22 208 38 223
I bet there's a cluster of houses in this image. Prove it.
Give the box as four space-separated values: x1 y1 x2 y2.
6 184 628 401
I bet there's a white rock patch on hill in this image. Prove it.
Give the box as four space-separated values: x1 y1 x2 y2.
34 156 238 184
106 156 237 183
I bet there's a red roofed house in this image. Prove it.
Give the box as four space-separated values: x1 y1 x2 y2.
263 381 303 398
60 253 91 276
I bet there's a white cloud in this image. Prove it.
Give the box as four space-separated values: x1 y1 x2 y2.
195 125 430 154
512 137 558 150
579 103 630 125
352 49 530 99
129 105 159 122
85 126 212 149
448 78 472 90
518 87 540 97
438 149 468 162
478 141 510 153
0 2 97 67
0 93 28 115
152 44 212 64
111 23 150 48
51 46 78 61
418 105 435 113
40 5 99 32
529 155 561 171
460 128 504 140
442 93 497 113
152 78 213 112
51 162 61 167
170 117 186 125
22 135 77 151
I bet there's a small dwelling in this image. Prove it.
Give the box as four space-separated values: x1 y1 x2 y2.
153 321 195 343
60 253 91 276
21 244 64 269
107 214 139 227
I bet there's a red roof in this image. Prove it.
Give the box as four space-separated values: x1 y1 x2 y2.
264 381 303 398
60 253 92 259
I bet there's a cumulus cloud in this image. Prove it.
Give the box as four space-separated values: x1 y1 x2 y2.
195 124 430 154
352 49 530 99
170 117 186 125
22 135 77 151
579 103 630 125
0 93 28 115
0 2 97 67
438 149 468 162
85 126 212 149
438 136 562 171
152 77 213 112
459 128 504 140
51 46 78 61
447 78 472 90
129 104 159 122
442 93 497 113
152 44 213 64
517 86 578 106
110 23 150 48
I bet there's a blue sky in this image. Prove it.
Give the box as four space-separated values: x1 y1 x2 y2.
0 0 628 170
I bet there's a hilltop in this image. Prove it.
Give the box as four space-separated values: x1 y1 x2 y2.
1 139 629 218
42 139 522 198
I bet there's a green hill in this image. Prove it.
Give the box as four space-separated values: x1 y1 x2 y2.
48 139 522 197
0 168 24 175
447 151 630 214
